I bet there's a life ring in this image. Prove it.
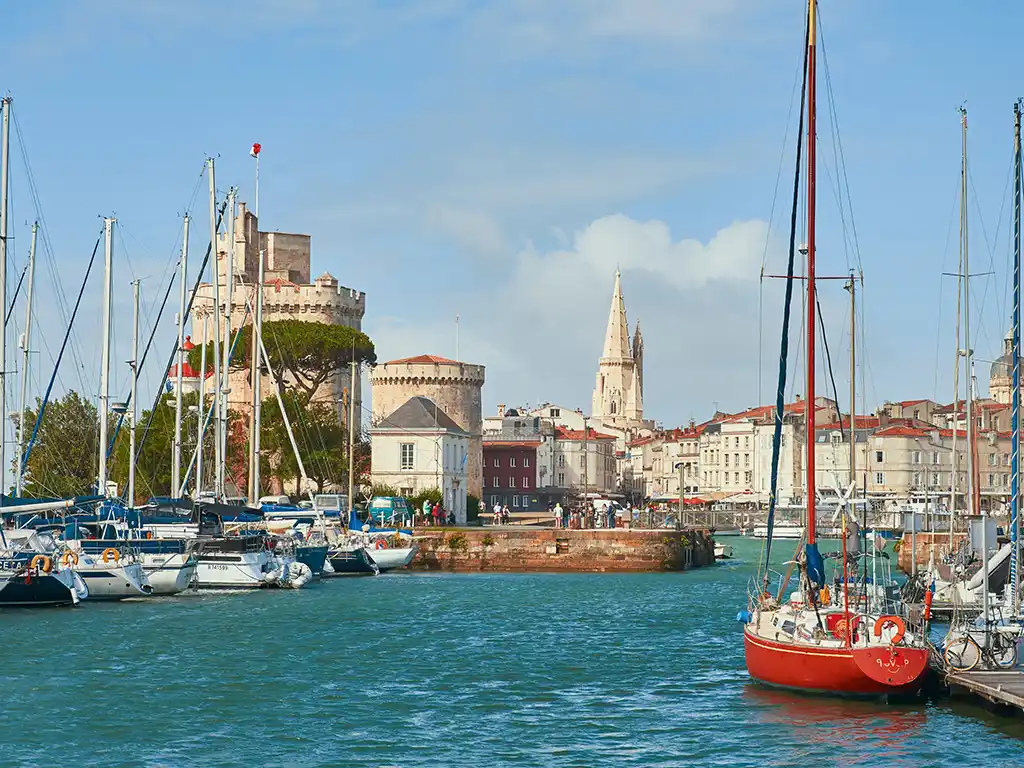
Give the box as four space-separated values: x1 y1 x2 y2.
375 539 388 550
61 551 80 567
873 615 906 646
30 554 52 573
101 548 120 564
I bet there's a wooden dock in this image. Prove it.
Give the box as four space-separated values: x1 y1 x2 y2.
947 671 1024 712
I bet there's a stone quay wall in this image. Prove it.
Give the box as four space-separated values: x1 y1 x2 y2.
409 528 714 572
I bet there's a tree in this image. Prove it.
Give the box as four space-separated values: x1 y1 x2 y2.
258 391 368 494
190 319 376 400
16 391 99 498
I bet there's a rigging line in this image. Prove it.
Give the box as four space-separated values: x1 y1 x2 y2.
763 8 808 578
130 200 227 463
760 33 808 271
816 300 844 444
933 178 963 402
21 233 102 474
966 163 1008 355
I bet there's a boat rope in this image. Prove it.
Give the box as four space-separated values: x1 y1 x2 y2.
20 233 102 477
761 15 809 583
128 200 228 466
815 299 843 444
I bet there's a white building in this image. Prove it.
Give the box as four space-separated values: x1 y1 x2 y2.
592 270 644 431
370 396 469 524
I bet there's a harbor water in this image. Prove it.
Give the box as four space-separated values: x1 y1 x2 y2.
3 537 1024 766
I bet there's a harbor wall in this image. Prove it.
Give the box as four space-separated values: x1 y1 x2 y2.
409 528 714 572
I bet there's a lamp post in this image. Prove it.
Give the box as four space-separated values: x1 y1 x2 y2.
583 416 590 522
676 460 684 527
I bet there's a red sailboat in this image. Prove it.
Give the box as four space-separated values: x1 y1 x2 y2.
742 0 930 697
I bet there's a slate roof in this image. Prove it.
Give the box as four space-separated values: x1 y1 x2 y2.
378 396 468 435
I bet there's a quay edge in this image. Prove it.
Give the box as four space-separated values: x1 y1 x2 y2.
408 528 715 572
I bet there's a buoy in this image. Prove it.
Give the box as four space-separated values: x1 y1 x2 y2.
873 615 906 646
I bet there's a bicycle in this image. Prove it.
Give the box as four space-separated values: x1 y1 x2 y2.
944 627 1018 671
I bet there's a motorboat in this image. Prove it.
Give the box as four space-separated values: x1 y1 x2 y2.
714 542 734 560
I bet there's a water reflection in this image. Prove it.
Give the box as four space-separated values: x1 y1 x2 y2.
744 685 928 765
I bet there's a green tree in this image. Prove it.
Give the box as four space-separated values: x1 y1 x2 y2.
16 391 99 498
190 320 376 400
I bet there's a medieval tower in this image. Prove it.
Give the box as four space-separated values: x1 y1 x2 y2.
370 355 485 498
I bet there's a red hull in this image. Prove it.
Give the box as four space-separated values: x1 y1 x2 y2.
744 627 929 696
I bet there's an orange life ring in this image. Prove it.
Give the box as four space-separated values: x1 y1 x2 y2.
375 539 388 550
873 615 906 646
101 547 120 564
61 551 80 567
30 554 52 573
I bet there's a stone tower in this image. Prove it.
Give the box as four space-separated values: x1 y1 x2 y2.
990 329 1019 405
370 355 485 497
592 270 643 428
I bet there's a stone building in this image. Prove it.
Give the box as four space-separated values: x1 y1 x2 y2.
195 202 366 419
990 330 1020 405
370 355 485 497
370 396 469 524
592 270 644 432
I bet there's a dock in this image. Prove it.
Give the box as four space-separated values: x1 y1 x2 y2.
947 671 1024 713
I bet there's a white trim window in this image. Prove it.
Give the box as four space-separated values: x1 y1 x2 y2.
400 443 415 470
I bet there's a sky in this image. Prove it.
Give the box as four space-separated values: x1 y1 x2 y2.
1 0 1023 446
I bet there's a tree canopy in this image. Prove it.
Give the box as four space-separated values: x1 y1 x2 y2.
16 391 99 498
190 320 376 400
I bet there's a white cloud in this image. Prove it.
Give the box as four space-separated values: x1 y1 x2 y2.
423 203 506 258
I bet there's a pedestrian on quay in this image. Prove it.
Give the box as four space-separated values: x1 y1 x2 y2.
492 501 501 526
423 499 433 527
433 503 443 527
607 504 617 530
502 504 511 525
554 503 563 529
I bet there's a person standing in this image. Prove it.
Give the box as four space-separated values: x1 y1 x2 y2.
554 503 563 529
423 499 433 527
492 501 501 526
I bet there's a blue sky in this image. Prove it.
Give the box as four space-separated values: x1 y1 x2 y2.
1 0 1023 442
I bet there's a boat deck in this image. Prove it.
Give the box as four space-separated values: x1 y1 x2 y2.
947 671 1024 712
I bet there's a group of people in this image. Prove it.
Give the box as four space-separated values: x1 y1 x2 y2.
552 501 621 530
418 499 454 527
490 502 513 525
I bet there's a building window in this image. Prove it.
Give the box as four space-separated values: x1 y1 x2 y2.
510 457 517 468
933 452 940 465
734 472 740 484
512 495 519 507
912 472 921 487
523 476 530 488
744 454 750 468
492 476 499 488
494 457 500 467
550 408 560 418
400 486 413 497
875 451 883 463
524 457 530 467
745 471 752 484
875 472 884 485
988 474 995 487
400 443 415 470
744 437 750 448
912 451 921 464
724 455 730 468
580 455 586 467
510 477 516 488
988 454 996 467
558 472 565 485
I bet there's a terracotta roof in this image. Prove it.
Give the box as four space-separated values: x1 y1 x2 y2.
898 399 930 407
555 426 617 441
817 416 882 431
483 440 541 448
981 401 1009 411
628 436 657 448
384 354 460 365
873 425 930 438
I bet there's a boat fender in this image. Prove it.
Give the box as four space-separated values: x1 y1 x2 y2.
819 586 831 605
736 610 752 623
873 615 906 646
923 586 934 622
101 548 120 564
30 554 52 573
375 539 388 550
61 551 80 567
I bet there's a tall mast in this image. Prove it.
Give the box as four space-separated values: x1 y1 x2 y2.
128 279 140 506
845 272 856 491
1012 99 1022 611
348 357 357 511
196 311 208 496
207 158 223 501
0 97 11 495
15 222 37 496
172 214 190 496
221 188 236 498
961 108 976 523
98 217 115 496
805 0 818 547
250 155 265 504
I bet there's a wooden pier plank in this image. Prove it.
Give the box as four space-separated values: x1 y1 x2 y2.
947 671 1024 711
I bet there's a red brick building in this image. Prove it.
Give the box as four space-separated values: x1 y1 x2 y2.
482 440 541 511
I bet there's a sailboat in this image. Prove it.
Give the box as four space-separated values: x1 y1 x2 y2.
741 0 930 696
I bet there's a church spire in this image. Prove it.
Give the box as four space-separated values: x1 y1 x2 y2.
601 269 632 361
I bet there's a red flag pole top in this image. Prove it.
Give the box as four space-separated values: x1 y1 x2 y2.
250 142 261 157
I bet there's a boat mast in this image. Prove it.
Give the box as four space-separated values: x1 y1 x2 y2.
248 144 263 504
805 0 818 550
196 311 208 496
98 217 115 497
845 272 856 492
172 214 190 497
127 279 140 506
207 158 223 501
348 356 357 511
0 97 11 496
1012 99 1022 613
221 188 236 499
15 222 37 497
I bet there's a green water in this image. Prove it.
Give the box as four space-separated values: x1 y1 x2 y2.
2 537 1024 767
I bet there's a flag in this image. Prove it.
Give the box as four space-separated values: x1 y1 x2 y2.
250 142 261 158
